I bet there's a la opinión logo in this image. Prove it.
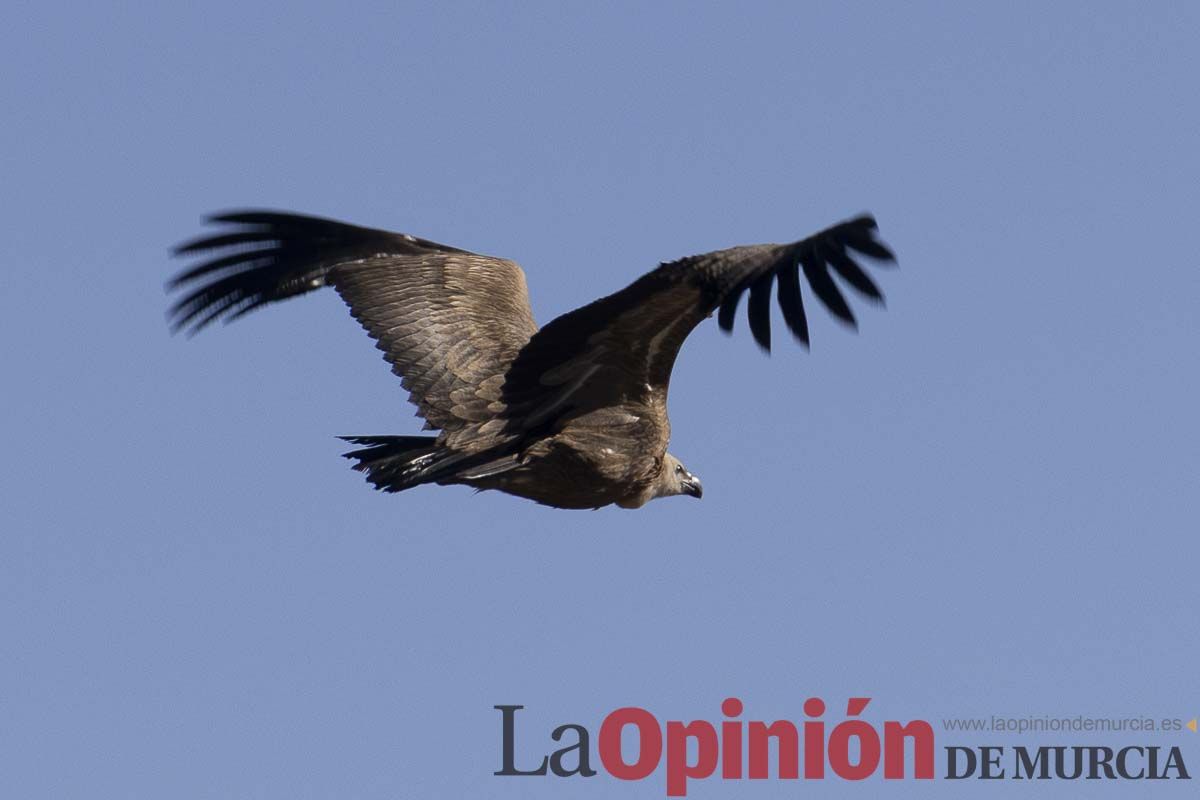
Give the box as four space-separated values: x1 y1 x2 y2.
494 698 1193 795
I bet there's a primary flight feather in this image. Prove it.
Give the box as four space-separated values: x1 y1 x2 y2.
168 209 895 509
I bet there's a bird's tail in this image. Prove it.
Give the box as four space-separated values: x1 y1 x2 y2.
338 435 442 492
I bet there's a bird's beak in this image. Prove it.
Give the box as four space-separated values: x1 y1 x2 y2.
682 475 703 499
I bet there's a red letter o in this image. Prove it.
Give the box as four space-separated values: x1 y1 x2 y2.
599 707 663 780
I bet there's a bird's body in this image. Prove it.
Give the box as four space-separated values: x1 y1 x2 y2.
479 405 669 509
169 210 895 509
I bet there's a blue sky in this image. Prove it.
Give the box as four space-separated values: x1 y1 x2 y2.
2 2 1197 797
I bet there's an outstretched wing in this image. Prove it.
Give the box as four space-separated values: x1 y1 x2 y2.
168 210 538 433
501 214 894 429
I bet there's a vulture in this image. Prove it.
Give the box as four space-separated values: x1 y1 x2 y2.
168 210 895 509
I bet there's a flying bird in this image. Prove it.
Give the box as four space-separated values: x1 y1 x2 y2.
168 210 895 509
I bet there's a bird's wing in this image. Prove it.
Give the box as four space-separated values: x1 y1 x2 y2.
168 210 538 433
501 215 894 430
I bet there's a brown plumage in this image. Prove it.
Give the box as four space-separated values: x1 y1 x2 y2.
168 209 895 508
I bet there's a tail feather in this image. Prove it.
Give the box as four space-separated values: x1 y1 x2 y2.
339 435 441 492
340 435 526 493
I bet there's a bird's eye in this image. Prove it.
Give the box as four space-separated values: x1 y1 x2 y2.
675 464 683 474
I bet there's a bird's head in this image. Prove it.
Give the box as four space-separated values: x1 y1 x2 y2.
659 452 703 501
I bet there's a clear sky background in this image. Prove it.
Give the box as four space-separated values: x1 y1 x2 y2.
3 2 1197 798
